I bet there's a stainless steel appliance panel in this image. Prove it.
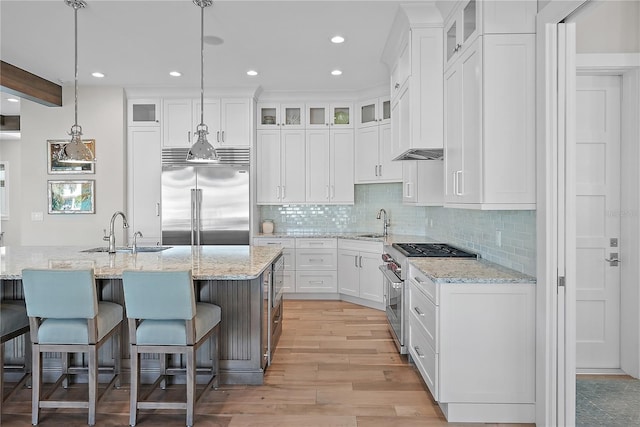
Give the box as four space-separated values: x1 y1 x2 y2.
161 164 250 245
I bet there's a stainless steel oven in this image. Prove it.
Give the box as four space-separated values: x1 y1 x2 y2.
380 243 477 355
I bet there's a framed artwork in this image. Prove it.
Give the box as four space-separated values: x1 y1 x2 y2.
48 180 95 214
47 139 95 174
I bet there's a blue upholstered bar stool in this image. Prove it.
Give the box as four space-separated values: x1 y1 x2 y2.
21 268 123 426
121 270 221 427
1 300 31 403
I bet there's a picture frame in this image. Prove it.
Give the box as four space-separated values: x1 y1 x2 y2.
47 139 95 174
48 180 95 214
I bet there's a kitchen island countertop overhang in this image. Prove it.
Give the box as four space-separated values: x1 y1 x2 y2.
0 245 283 280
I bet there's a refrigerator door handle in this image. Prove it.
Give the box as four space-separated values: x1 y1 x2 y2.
195 189 203 246
191 189 197 246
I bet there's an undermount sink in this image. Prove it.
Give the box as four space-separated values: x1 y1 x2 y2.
81 246 171 253
356 234 385 239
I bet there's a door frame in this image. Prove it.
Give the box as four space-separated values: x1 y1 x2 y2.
537 1 640 425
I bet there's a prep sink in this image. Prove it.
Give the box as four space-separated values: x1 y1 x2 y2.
81 246 171 253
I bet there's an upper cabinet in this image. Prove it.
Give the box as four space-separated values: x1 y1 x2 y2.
128 99 160 127
257 103 305 130
443 1 536 210
444 0 536 70
163 97 251 148
358 97 391 128
306 103 353 129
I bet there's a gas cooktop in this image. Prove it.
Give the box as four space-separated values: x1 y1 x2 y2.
392 243 478 258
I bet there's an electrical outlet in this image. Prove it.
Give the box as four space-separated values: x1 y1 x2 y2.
496 230 502 247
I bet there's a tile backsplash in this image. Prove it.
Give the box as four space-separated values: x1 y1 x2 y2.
258 183 536 275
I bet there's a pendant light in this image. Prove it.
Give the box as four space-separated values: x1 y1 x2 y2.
60 0 95 164
186 0 219 163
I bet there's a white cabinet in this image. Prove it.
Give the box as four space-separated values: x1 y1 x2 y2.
402 160 444 206
355 96 402 184
295 238 337 293
253 237 296 293
337 239 384 307
305 128 354 204
163 97 250 148
390 27 443 160
127 99 160 127
257 103 305 130
444 34 535 209
306 103 353 129
407 263 535 423
444 0 536 70
256 129 306 204
357 97 390 128
127 126 161 246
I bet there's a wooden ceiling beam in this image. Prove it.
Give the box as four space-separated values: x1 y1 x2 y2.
0 61 62 107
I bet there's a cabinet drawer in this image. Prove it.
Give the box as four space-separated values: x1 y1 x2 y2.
296 271 337 293
281 249 295 271
283 270 295 293
408 263 438 304
337 239 383 253
296 249 337 270
409 314 439 401
409 282 439 352
295 238 337 249
253 237 296 248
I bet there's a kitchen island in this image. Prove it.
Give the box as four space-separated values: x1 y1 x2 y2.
0 245 282 385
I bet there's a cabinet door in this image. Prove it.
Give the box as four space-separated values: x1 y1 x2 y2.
378 123 402 182
358 98 380 128
305 129 330 203
330 129 354 204
193 98 221 144
257 103 281 129
330 103 353 129
415 161 444 207
355 126 380 183
444 63 462 203
306 103 329 128
162 98 192 147
281 130 306 203
337 249 360 297
220 98 251 147
128 127 161 244
256 130 281 204
281 104 305 130
391 84 410 159
128 99 160 127
359 251 384 303
402 161 418 204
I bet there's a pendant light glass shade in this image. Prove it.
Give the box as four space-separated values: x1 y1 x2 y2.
187 0 218 163
60 0 95 164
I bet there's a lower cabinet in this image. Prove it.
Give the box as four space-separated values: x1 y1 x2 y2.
253 237 295 293
295 238 337 293
407 263 535 423
337 239 384 308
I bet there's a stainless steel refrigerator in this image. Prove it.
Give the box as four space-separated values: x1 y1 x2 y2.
161 148 250 245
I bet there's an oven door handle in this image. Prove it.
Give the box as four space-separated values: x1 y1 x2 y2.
379 265 403 287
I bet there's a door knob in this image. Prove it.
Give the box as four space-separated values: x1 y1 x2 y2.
605 253 620 267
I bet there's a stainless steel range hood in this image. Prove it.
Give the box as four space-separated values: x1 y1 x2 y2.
392 148 443 161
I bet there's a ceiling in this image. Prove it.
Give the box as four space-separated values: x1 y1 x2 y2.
0 0 416 101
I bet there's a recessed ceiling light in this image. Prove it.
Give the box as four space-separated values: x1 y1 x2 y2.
7 98 19 103
91 72 105 78
247 70 258 76
169 71 182 77
331 35 345 44
331 69 342 76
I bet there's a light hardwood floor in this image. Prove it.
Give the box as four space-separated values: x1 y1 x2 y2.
1 300 534 426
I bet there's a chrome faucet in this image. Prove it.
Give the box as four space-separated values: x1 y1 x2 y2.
104 211 129 253
376 208 390 237
132 231 143 253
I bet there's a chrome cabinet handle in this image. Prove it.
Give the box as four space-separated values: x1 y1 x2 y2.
282 186 286 199
216 131 220 142
413 276 424 283
414 306 425 316
379 164 382 176
355 255 358 268
221 130 225 142
155 202 160 217
188 131 191 143
375 165 379 176
394 83 400 89
414 346 425 358
359 256 363 268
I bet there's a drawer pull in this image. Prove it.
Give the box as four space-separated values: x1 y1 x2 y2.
413 276 424 283
413 306 425 316
309 258 324 263
414 346 425 358
309 280 324 285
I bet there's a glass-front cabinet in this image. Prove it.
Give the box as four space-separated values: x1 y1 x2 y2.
257 103 305 130
444 0 480 69
358 97 390 128
306 103 353 129
127 99 160 127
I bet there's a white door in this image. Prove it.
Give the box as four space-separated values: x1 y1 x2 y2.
575 75 621 369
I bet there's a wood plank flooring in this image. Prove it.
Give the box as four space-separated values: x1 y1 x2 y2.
1 300 534 426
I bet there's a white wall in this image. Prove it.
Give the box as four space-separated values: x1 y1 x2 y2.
17 85 127 246
0 139 22 246
573 0 640 53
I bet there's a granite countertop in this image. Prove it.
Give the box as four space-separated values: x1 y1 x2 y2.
409 257 536 284
0 245 282 281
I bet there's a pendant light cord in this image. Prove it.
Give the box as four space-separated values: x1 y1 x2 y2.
200 2 204 126
74 3 79 128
